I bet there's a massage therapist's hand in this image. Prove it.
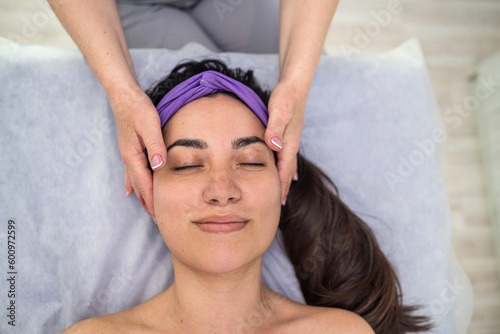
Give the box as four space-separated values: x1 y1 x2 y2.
265 80 305 205
272 0 339 204
48 0 165 217
109 86 166 217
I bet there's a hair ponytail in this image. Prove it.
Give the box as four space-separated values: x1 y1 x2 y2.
280 154 432 333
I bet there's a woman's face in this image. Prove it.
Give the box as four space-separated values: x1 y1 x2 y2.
153 93 281 274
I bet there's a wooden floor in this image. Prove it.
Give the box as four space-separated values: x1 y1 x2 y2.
1 1 499 333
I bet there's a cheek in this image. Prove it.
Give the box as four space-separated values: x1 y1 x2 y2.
153 173 197 213
254 177 281 206
249 171 282 230
152 175 198 246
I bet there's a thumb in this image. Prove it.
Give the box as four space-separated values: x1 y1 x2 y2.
140 118 167 171
265 105 288 152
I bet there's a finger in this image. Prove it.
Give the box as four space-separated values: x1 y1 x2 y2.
265 94 291 152
141 177 154 219
126 152 155 217
264 112 288 153
128 176 146 213
126 164 147 211
124 167 133 196
277 149 296 204
292 156 299 181
122 148 151 214
136 111 167 172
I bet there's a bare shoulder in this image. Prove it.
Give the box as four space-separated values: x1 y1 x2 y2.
62 309 145 334
62 316 113 334
280 301 374 334
311 307 375 334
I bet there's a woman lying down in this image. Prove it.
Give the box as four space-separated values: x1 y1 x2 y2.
64 60 432 334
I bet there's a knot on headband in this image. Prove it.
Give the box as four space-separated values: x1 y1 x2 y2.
156 70 269 127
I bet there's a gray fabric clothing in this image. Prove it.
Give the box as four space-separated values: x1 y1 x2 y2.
116 0 200 9
117 0 280 53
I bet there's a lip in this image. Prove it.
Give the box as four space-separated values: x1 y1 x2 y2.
193 214 250 234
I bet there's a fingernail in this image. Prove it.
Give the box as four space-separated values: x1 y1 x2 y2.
125 189 132 196
151 155 163 170
293 172 299 181
271 137 282 150
282 197 287 206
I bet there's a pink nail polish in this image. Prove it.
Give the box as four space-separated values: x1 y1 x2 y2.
282 197 287 206
125 189 132 196
271 137 282 150
151 155 163 170
293 172 299 181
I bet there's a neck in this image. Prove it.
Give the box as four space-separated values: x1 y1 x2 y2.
163 256 276 333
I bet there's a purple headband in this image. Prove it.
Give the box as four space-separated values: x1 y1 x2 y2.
155 70 269 127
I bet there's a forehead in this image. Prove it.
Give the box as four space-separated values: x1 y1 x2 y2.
162 94 265 142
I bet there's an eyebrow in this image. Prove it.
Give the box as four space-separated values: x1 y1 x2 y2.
166 136 266 152
167 139 208 152
232 136 266 149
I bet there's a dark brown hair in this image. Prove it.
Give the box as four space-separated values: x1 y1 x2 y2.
146 59 433 333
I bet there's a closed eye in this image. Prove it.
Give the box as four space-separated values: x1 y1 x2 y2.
175 163 265 171
175 165 203 171
240 163 265 167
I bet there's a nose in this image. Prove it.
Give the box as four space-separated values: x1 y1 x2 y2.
202 169 242 205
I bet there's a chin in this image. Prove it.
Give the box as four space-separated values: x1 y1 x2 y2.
163 214 280 275
195 239 264 274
